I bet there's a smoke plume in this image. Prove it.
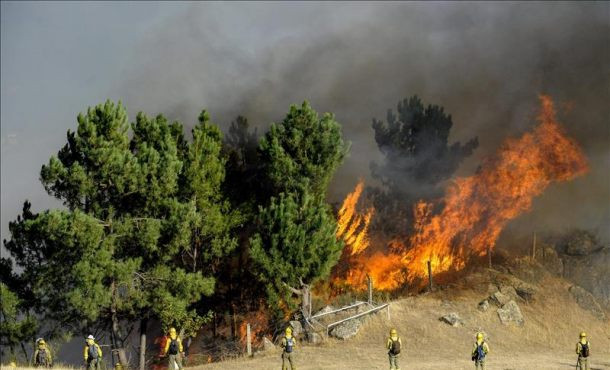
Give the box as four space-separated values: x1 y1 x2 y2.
114 2 610 242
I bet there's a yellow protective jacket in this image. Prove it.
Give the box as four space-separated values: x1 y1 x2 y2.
33 347 52 365
576 341 590 357
163 336 183 355
386 336 402 354
472 341 490 356
83 343 102 361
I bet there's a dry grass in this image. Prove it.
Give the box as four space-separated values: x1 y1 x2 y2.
195 275 610 369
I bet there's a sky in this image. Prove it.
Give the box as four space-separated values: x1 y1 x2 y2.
2 1 609 250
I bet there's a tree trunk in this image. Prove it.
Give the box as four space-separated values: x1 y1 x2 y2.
111 313 129 366
301 285 311 319
139 317 148 370
111 282 129 367
20 341 29 364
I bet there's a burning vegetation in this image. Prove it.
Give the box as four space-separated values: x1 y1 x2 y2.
335 95 588 291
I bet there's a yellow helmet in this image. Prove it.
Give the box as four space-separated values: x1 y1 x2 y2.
285 327 292 335
476 332 484 340
580 331 586 338
169 327 177 335
390 328 397 336
38 339 46 346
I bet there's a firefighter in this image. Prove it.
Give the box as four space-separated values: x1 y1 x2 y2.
471 332 489 370
386 328 402 370
33 338 52 368
162 327 183 370
576 331 591 370
280 327 296 370
83 335 102 370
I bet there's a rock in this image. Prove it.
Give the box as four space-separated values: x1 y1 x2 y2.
330 319 362 340
440 312 463 327
562 230 600 256
313 305 336 317
478 300 490 312
497 300 524 326
306 332 322 345
498 285 520 301
489 291 511 306
568 285 606 320
487 283 499 294
289 320 303 337
562 247 610 308
515 285 536 302
261 337 275 351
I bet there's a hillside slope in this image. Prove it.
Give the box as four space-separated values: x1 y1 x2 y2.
197 272 610 370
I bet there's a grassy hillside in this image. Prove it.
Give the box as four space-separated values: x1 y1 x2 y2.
5 273 609 370
196 273 610 370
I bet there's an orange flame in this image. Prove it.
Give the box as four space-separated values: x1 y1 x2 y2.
339 95 588 290
238 309 269 349
336 180 375 256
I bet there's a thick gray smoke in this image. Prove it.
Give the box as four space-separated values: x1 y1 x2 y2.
114 2 610 242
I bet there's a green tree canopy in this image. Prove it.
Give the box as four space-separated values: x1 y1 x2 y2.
0 282 38 363
250 193 343 315
259 101 349 199
3 101 237 365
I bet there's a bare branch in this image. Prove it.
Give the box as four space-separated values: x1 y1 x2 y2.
282 282 302 296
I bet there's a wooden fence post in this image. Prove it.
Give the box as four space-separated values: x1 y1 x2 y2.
427 260 433 292
367 275 373 305
487 245 492 269
532 232 537 260
246 323 252 357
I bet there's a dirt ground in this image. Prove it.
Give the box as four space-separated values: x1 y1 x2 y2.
196 349 609 370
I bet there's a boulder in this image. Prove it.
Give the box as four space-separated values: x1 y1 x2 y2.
497 300 524 326
330 319 362 340
568 285 606 320
306 332 322 345
489 291 511 307
478 300 490 312
440 312 463 327
261 337 275 351
289 320 303 337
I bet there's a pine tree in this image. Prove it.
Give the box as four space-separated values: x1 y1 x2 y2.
3 101 236 367
370 95 478 236
258 101 349 199
252 102 348 319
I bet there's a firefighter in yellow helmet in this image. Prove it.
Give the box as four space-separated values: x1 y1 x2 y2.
471 332 489 370
163 327 184 370
575 331 591 370
280 326 296 370
33 338 52 368
83 335 102 370
386 328 402 370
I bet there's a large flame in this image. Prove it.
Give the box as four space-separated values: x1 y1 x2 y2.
337 95 588 290
336 180 374 256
